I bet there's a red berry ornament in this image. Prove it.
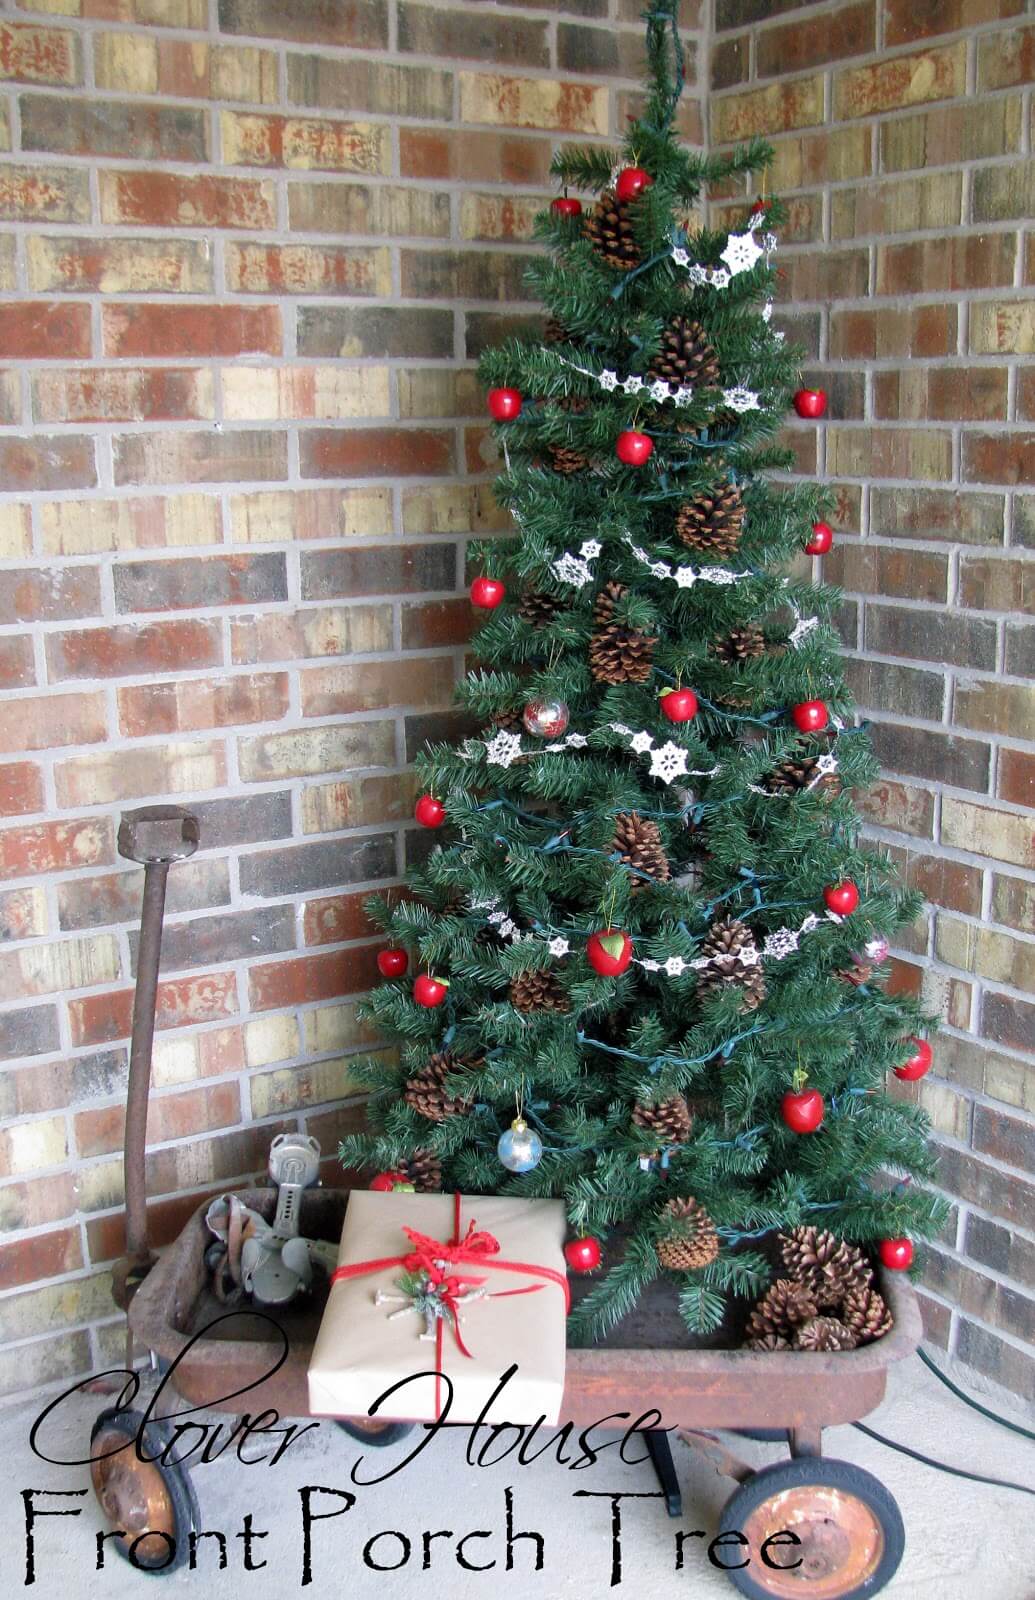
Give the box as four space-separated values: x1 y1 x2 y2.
564 1236 602 1274
413 973 449 1008
805 521 833 555
587 928 633 977
793 388 827 419
879 1237 914 1271
895 1037 933 1082
791 698 829 733
660 686 698 724
616 429 653 466
370 1170 408 1192
824 881 860 917
471 576 505 609
415 793 446 828
487 387 522 422
781 1087 825 1134
551 196 582 218
377 948 408 979
615 166 652 202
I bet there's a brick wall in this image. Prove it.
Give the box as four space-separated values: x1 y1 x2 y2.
1 0 1032 1412
0 0 705 1400
711 0 1035 1404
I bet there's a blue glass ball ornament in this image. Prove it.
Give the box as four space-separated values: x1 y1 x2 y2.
497 1116 543 1173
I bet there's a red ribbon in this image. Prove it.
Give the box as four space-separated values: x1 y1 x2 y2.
331 1193 571 1419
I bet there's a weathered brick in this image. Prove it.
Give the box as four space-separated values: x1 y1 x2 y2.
240 835 395 898
777 247 868 303
834 42 965 119
228 487 392 543
870 487 1004 546
401 598 473 649
941 797 1034 868
244 1013 299 1068
33 367 215 424
398 370 481 421
288 53 452 120
132 906 294 978
402 2 548 65
997 749 1035 808
297 304 454 359
963 432 1035 487
971 300 1035 355
0 817 112 881
0 763 44 819
299 427 454 480
826 542 949 602
977 21 1035 87
876 233 1016 295
58 856 230 930
238 721 395 782
301 773 415 836
865 604 996 669
218 0 386 46
0 932 120 1003
830 305 956 360
400 128 552 184
0 1002 59 1061
231 604 392 664
189 790 293 848
881 98 1022 172
113 552 285 614
21 94 207 161
875 365 1005 423
0 884 48 940
0 1113 68 1177
249 945 380 1011
47 618 222 681
304 999 382 1056
226 241 391 298
1004 621 1034 679
872 721 988 794
99 170 274 230
69 969 238 1046
832 172 961 237
937 920 1035 996
983 992 1035 1055
0 636 35 690
0 691 106 754
826 428 952 482
400 249 535 303
458 192 548 243
459 70 609 133
250 1056 365 1117
756 1 873 77
27 234 213 294
964 1215 1035 1294
0 163 89 222
0 22 80 85
954 679 1035 739
55 740 227 807
222 112 389 172
886 0 1023 46
118 672 288 737
959 555 1033 611
844 657 945 720
558 22 658 76
465 311 549 358
301 656 455 719
0 502 31 558
288 183 450 238
76 1081 241 1159
103 302 280 358
0 1171 76 1232
225 367 390 425
973 160 1035 224
711 76 824 142
301 542 457 601
712 32 749 89
0 300 89 360
0 433 95 491
113 429 288 487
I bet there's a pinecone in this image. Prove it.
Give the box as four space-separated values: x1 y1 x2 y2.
589 581 657 685
482 703 526 738
778 1227 873 1308
400 1149 443 1193
696 918 767 1012
518 589 562 628
648 316 721 395
793 1316 859 1353
744 1279 818 1343
584 189 641 271
747 1332 791 1352
713 625 766 663
837 962 874 987
759 734 842 797
509 968 571 1013
675 480 746 557
612 812 670 890
632 1095 693 1146
547 395 590 475
842 1284 893 1343
655 1197 720 1271
403 1051 477 1122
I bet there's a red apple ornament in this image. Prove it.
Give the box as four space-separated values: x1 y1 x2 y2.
551 196 582 218
805 521 833 555
370 1170 410 1192
793 388 827 419
587 928 633 977
487 387 522 422
616 429 653 466
660 686 699 723
781 1086 825 1134
824 881 860 917
564 1236 602 1273
791 698 829 733
895 1037 933 1082
413 973 449 1008
377 948 408 979
471 576 505 609
415 793 446 828
879 1237 914 1271
615 166 652 202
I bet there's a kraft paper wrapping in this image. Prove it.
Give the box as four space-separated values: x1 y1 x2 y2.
307 1190 569 1425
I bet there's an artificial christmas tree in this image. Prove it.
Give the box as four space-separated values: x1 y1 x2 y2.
341 0 945 1345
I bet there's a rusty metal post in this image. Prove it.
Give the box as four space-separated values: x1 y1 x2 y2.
112 806 199 1312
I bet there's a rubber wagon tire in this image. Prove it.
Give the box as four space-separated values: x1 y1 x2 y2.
715 1455 905 1600
335 1418 416 1447
90 1408 198 1575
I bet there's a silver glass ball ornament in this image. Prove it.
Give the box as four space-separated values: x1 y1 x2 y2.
497 1116 543 1173
522 697 570 739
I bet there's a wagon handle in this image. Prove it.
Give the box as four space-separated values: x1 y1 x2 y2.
112 806 200 1312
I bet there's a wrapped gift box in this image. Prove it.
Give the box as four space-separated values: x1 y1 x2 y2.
308 1190 569 1425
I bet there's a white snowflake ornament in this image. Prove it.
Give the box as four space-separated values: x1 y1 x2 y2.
622 375 644 395
486 730 523 768
648 741 690 783
650 379 672 402
631 731 655 754
599 369 619 392
671 247 690 267
720 230 764 276
580 539 602 559
723 386 761 413
664 955 688 977
552 553 593 588
548 936 570 958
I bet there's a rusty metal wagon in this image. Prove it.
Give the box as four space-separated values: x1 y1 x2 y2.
88 808 923 1600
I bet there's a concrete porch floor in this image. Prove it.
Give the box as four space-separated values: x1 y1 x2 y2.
2 1351 1032 1598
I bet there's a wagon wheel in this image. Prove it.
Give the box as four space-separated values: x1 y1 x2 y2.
335 1417 416 1447
90 1408 197 1575
716 1456 905 1600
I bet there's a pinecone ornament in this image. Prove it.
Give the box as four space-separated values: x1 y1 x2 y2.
589 581 657 684
748 1332 791 1352
842 1284 893 1343
584 189 641 271
518 589 562 628
547 395 590 475
675 480 745 557
793 1316 859 1353
543 316 572 345
404 1051 477 1122
744 1278 818 1343
632 1095 693 1146
713 625 766 663
612 812 670 890
509 968 571 1013
760 733 841 797
483 703 526 738
696 918 766 1012
649 316 721 395
400 1149 443 1193
655 1197 720 1271
778 1227 873 1307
